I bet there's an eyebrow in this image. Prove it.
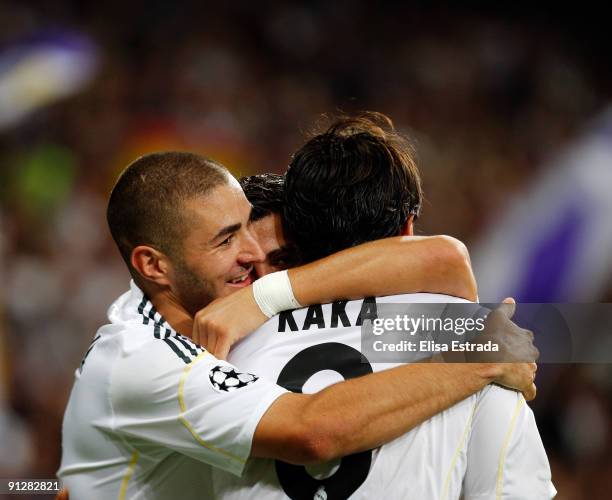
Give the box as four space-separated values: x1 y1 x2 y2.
209 223 241 244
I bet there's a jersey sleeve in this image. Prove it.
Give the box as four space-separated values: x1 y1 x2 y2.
108 341 288 476
463 385 557 499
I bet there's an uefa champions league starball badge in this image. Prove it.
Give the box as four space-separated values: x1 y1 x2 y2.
313 485 327 500
209 364 259 392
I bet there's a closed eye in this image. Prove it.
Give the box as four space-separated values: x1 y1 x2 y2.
268 246 296 268
218 234 235 247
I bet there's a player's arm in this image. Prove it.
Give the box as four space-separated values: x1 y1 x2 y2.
252 362 533 464
108 328 535 475
194 235 477 358
250 303 537 464
290 235 477 304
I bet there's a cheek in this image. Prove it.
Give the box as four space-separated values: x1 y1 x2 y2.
187 256 226 285
210 251 241 279
262 233 283 254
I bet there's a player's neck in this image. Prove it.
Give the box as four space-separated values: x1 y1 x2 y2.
149 289 194 337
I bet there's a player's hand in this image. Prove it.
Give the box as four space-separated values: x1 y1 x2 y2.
476 297 538 400
493 361 538 401
192 284 268 359
55 489 69 500
474 298 539 363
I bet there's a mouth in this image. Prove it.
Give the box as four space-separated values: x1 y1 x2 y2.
226 267 254 288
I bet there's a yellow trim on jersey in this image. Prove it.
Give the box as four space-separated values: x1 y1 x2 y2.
178 352 247 464
440 401 478 500
118 450 139 500
496 396 526 499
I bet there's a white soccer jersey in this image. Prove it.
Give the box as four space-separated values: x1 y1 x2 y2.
58 281 287 500
209 293 556 500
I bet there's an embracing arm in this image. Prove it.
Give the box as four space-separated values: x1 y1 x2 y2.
290 235 477 304
251 303 538 464
253 302 538 464
253 361 534 463
194 235 477 358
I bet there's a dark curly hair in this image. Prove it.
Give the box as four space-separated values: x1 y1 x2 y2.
239 173 285 222
283 112 422 264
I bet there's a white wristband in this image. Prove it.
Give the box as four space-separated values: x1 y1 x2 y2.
252 270 302 318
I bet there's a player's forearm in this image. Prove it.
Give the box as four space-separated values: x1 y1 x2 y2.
289 235 478 304
306 362 496 460
253 362 498 464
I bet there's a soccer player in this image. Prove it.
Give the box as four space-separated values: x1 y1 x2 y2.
201 114 555 498
58 151 537 499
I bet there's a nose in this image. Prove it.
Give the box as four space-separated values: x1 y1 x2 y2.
238 228 266 264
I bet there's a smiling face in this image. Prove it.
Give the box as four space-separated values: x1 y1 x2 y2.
170 178 265 314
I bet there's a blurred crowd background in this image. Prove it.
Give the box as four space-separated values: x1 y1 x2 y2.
1 2 611 498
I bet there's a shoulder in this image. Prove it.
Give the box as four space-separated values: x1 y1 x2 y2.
473 384 529 425
107 282 208 381
110 326 208 403
116 324 206 367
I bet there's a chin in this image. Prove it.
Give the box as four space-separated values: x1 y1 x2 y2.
218 284 243 298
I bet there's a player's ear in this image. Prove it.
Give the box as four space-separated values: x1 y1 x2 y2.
400 216 414 236
131 245 172 286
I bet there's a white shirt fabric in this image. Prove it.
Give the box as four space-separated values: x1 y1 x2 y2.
211 293 556 500
58 281 287 500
